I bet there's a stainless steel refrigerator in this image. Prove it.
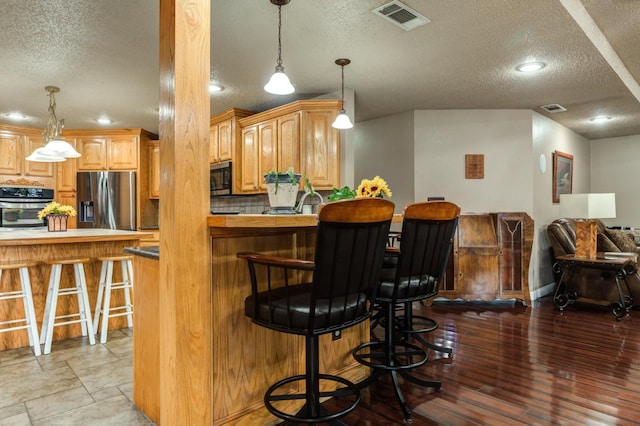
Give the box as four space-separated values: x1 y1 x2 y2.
76 171 136 230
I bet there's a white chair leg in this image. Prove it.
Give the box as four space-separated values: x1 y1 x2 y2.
42 264 62 355
19 267 41 356
122 259 134 328
94 260 108 335
99 261 114 344
76 263 96 345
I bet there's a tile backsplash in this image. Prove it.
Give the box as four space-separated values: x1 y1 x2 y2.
210 191 328 215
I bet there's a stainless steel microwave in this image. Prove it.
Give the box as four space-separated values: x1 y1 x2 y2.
210 162 232 196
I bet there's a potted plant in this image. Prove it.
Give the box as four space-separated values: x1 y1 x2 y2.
264 167 301 215
37 201 77 232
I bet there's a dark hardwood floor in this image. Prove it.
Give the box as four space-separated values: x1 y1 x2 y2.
320 296 640 426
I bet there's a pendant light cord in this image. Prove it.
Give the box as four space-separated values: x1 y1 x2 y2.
276 4 283 67
340 64 345 109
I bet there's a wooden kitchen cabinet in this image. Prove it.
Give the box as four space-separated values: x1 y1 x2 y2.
23 135 54 177
148 141 160 199
210 119 232 164
108 135 139 169
238 125 261 192
74 130 141 171
300 109 339 190
0 131 22 175
236 100 339 194
437 212 533 306
0 125 55 186
76 136 108 170
209 108 253 165
238 113 300 194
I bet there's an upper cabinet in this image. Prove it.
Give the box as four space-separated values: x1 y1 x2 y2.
300 109 339 189
148 141 160 199
73 130 141 171
76 136 108 170
209 108 253 165
0 130 22 175
236 100 341 194
0 125 55 187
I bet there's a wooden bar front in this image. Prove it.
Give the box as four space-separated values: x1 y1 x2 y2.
131 215 370 425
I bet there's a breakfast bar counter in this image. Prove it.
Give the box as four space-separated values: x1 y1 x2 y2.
131 214 372 425
0 229 152 351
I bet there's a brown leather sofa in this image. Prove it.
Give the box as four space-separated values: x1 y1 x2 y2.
547 218 640 304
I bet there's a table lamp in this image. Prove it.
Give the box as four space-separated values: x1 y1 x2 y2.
560 193 616 258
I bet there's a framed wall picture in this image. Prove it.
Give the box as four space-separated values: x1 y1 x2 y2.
552 150 573 203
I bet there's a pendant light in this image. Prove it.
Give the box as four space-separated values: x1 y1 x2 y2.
264 0 294 95
26 86 81 162
332 58 354 130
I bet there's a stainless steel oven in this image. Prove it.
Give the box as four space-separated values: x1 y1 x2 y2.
210 161 232 196
0 187 54 229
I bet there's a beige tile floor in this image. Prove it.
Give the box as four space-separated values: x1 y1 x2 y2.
0 329 154 425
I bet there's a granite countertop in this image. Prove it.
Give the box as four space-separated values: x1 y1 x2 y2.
125 245 159 260
0 228 153 246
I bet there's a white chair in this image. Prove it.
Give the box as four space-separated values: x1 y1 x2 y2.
0 261 41 356
93 255 134 343
40 257 95 355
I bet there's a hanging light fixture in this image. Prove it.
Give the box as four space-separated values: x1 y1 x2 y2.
264 0 294 95
26 86 81 162
332 58 353 130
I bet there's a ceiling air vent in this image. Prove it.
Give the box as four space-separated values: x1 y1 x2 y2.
540 104 567 113
372 1 431 31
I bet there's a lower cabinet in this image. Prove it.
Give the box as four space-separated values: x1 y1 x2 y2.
439 212 533 305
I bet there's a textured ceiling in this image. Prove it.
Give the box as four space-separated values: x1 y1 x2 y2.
0 0 639 140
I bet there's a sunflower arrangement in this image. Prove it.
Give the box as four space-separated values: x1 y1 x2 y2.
356 176 392 199
37 201 77 220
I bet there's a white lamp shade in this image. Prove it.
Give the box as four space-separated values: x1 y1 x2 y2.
332 111 353 129
560 193 616 219
264 70 294 95
26 147 66 162
40 139 81 158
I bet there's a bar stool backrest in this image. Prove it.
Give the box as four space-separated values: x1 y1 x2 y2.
309 198 394 332
383 201 460 303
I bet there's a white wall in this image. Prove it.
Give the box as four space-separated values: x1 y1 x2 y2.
354 111 414 213
531 112 591 294
414 110 533 213
591 134 640 227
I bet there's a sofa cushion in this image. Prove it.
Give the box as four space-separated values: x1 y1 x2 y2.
597 232 620 253
605 228 637 253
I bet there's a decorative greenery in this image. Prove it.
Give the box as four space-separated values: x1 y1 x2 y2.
37 201 77 220
264 167 301 194
327 186 357 202
304 177 315 196
356 176 392 198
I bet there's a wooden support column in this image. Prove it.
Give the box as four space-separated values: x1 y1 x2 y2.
159 0 212 424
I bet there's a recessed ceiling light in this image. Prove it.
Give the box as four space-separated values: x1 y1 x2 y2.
4 112 28 121
209 83 224 93
516 62 546 72
96 117 113 125
590 115 611 123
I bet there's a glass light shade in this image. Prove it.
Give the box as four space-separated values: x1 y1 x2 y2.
26 147 66 162
560 193 616 219
332 110 353 129
264 70 294 95
40 139 81 158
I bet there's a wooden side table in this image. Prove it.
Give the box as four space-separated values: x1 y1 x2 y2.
553 253 636 320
